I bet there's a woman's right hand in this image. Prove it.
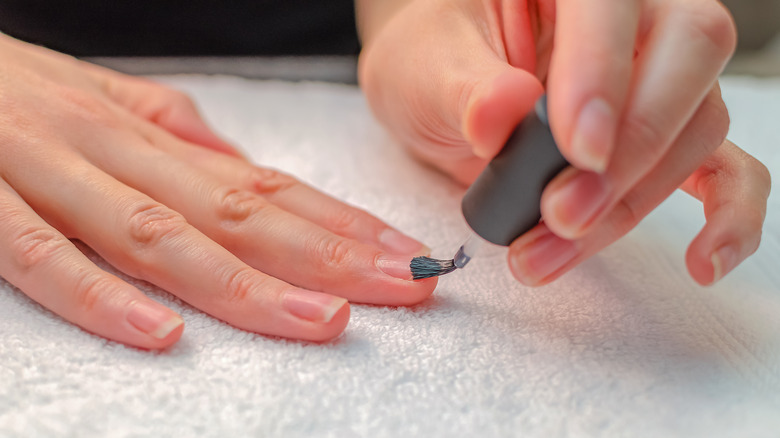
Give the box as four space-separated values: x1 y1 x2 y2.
0 34 436 349
357 0 771 287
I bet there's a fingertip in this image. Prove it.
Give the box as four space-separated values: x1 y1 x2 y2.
463 68 543 159
123 299 185 348
686 243 714 286
304 302 351 343
507 224 578 287
144 319 185 350
687 240 740 287
540 167 608 240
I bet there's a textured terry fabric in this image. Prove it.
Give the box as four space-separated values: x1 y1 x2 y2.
1 76 779 437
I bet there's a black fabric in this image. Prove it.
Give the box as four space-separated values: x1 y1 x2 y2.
0 0 360 56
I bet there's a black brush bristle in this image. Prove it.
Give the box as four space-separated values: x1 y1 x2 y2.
410 256 458 280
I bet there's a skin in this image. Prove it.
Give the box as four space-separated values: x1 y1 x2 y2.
0 34 437 349
0 0 772 348
356 0 771 287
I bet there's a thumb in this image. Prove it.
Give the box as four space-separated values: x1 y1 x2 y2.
462 66 544 160
359 9 542 172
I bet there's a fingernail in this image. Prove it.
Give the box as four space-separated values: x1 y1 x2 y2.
711 245 737 284
546 171 610 238
376 254 413 280
378 229 426 255
572 98 615 173
127 300 184 339
283 289 348 324
510 231 578 286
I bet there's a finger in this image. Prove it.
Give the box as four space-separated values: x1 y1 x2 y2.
0 178 183 349
93 144 436 305
6 150 350 342
358 1 543 184
89 68 245 159
543 1 737 239
198 164 429 256
682 141 771 285
547 0 639 172
509 140 770 287
127 124 428 255
512 87 732 285
75 136 436 306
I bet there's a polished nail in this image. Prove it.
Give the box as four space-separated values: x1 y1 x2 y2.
547 171 610 237
379 229 426 255
711 245 737 284
572 98 615 173
376 254 413 280
283 289 348 324
511 231 578 285
127 300 184 339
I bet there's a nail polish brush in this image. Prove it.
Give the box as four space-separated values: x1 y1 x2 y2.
411 96 569 280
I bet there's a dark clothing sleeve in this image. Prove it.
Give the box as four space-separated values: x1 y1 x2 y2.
0 0 360 56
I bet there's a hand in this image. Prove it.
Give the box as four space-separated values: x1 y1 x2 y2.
0 34 435 349
357 0 770 286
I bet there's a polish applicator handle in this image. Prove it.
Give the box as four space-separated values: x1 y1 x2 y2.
461 96 569 247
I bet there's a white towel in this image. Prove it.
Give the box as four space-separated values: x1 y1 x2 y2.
1 75 779 437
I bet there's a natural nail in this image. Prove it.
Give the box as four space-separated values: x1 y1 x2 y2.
572 98 616 173
711 245 737 284
511 231 578 285
283 289 348 324
376 254 413 280
547 171 610 238
379 229 426 255
127 300 184 339
571 98 617 173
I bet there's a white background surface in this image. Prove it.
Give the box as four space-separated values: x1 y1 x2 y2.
1 76 778 437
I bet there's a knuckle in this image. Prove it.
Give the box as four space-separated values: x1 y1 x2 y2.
307 236 354 274
126 203 188 250
247 168 298 197
215 187 267 225
11 227 70 272
221 267 259 304
681 1 737 58
73 274 118 312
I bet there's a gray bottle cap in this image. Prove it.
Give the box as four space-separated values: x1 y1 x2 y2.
461 96 569 246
